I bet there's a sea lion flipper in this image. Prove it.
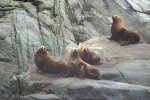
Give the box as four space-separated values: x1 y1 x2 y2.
120 41 130 46
107 37 113 40
61 70 70 77
87 72 100 80
78 65 85 79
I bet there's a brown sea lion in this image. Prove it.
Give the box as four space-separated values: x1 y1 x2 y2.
76 43 100 65
108 15 140 46
67 49 100 80
34 46 69 76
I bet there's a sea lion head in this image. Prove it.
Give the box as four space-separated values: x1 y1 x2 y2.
81 48 100 65
112 15 123 23
36 46 50 56
70 49 79 59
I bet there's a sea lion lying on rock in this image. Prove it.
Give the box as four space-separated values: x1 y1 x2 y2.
76 43 100 65
66 49 101 80
34 46 69 76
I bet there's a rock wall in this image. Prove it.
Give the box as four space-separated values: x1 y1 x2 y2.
0 0 150 99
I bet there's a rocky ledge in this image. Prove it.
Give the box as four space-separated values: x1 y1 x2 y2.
11 36 150 100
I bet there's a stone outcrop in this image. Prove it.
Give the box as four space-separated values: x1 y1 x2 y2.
0 0 150 99
11 36 150 100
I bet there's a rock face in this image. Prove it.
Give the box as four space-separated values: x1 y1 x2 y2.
11 36 150 100
84 36 150 87
0 0 150 100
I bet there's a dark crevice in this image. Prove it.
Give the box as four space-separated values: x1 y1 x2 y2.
0 7 16 11
127 6 150 14
65 0 78 25
0 58 11 63
13 0 33 3
102 0 109 9
36 5 45 46
116 68 132 84
125 0 150 14
20 3 53 33
52 0 58 17
112 0 150 14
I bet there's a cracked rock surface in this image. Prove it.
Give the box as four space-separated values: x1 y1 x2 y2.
11 36 150 100
0 0 150 100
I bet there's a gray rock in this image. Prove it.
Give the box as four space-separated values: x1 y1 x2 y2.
11 69 150 100
82 36 150 88
116 60 150 87
0 0 150 99
27 94 60 100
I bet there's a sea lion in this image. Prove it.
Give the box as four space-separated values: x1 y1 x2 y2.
108 15 140 46
67 49 100 80
76 43 100 65
34 46 69 76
